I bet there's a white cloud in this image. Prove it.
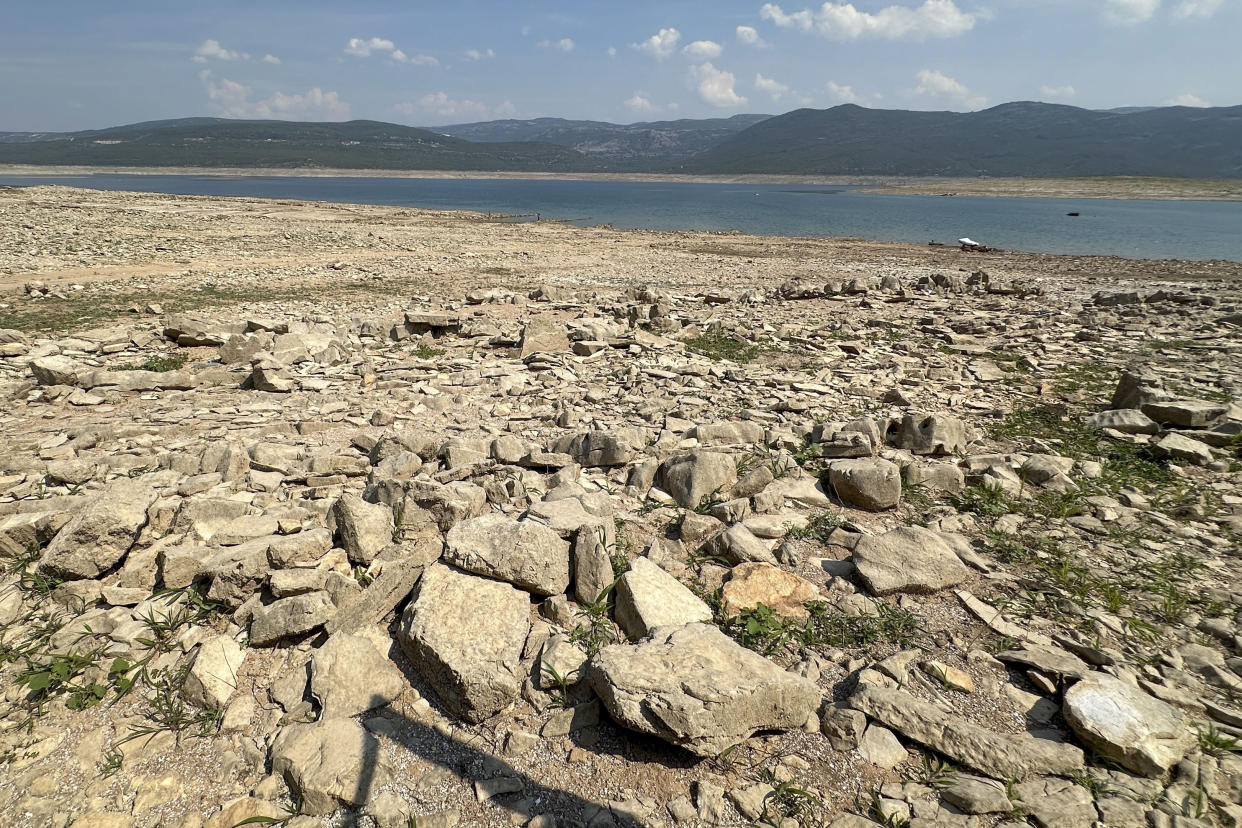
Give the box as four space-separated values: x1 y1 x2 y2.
1167 91 1210 106
625 93 655 113
1039 84 1076 99
396 93 516 121
391 50 439 66
345 37 437 66
261 54 281 65
537 38 576 52
194 39 248 63
607 46 618 57
914 68 987 109
760 0 976 40
689 62 747 107
736 25 767 46
464 48 496 61
344 37 395 57
754 73 790 101
631 28 681 60
683 40 724 59
203 75 350 120
826 80 862 103
1103 0 1161 24
1174 0 1222 17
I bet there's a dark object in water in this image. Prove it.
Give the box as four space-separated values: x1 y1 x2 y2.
1067 211 1080 216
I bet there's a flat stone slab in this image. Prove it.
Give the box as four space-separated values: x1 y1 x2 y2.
590 622 821 757
397 563 530 723
849 683 1083 780
1062 672 1195 776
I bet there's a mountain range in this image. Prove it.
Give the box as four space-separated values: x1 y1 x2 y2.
1 102 1239 179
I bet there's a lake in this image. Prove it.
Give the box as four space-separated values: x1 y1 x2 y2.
2 173 1240 262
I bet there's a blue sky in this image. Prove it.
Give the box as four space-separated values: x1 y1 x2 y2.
2 0 1238 131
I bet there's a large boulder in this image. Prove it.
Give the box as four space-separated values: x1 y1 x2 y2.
330 494 394 565
590 623 821 757
851 526 971 595
658 451 738 509
1062 673 1195 777
614 557 713 639
310 632 406 718
519 318 570 356
38 479 158 580
270 719 390 815
397 563 529 722
443 514 570 596
827 459 901 511
249 592 336 646
896 413 968 456
1111 367 1169 410
850 684 1083 780
1141 399 1230 428
1083 409 1160 435
28 355 82 386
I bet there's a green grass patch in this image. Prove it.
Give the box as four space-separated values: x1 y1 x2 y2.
722 599 920 656
684 329 762 364
112 353 188 373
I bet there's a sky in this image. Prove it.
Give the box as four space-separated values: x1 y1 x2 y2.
1 0 1239 131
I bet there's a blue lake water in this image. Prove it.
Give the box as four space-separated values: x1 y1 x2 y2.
2 173 1240 262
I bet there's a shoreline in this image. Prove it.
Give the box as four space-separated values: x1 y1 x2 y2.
2 164 1241 201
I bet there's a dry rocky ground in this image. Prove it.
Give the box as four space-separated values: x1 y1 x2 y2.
0 185 1241 828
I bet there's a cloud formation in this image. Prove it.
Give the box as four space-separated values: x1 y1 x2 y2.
689 62 747 107
631 28 681 60
1173 0 1223 17
625 93 655 112
193 39 247 63
345 37 437 65
760 0 976 40
825 80 862 103
1103 0 1161 24
537 38 576 52
914 68 987 109
1166 91 1210 106
202 73 350 120
396 93 517 121
754 73 790 101
464 48 495 61
683 40 723 59
1039 84 1076 99
261 54 281 65
736 25 767 46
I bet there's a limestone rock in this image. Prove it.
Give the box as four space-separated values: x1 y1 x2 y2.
658 451 738 509
310 632 406 718
38 479 157 580
720 562 820 618
827 458 901 511
330 494 394 565
896 412 968 455
590 622 822 757
519 318 570 356
397 563 529 722
443 514 570 596
1062 672 1195 776
1083 409 1160 435
183 634 245 709
849 683 1083 780
851 526 971 595
270 718 390 814
614 557 712 639
249 591 336 646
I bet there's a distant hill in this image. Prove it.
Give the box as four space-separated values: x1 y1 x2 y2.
679 102 1242 178
2 104 1239 178
0 118 601 172
437 115 771 163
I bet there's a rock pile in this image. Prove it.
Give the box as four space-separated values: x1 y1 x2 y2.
1 187 1241 828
